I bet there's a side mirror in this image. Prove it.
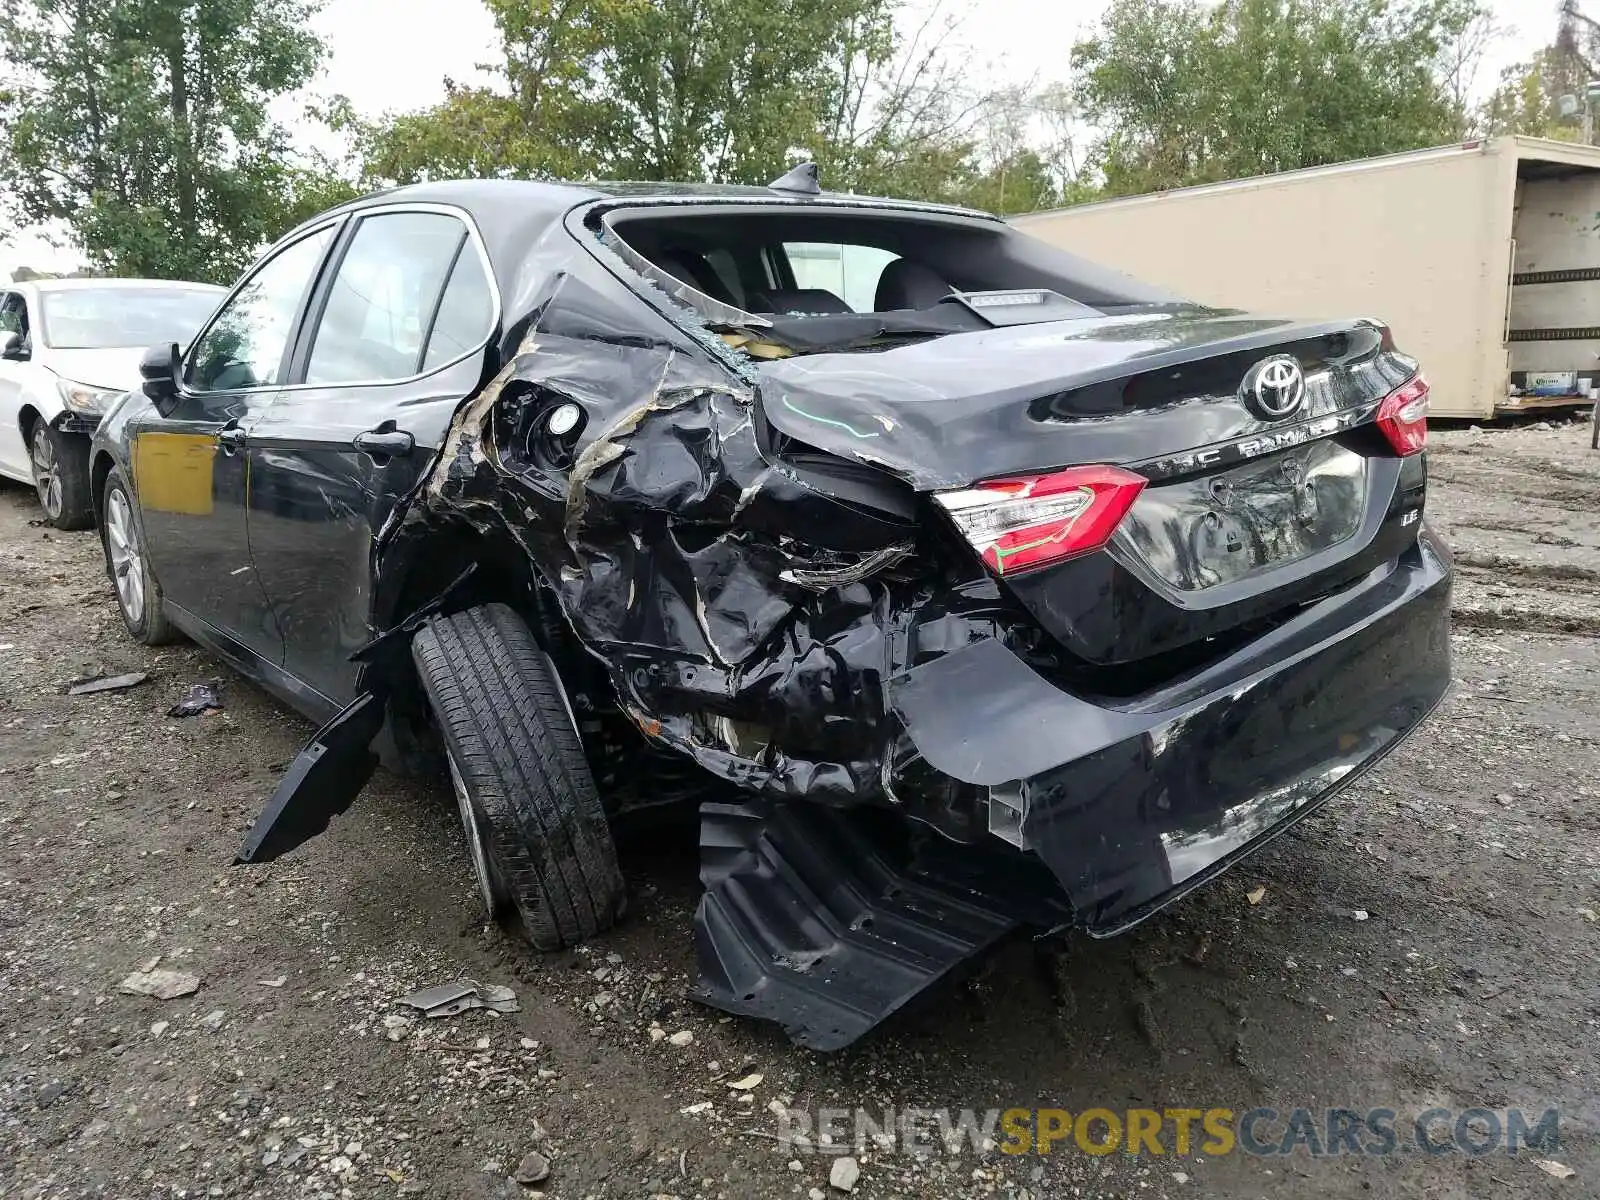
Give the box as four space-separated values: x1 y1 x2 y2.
0 331 23 361
140 342 182 413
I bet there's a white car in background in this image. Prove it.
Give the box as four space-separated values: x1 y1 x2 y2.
0 278 224 528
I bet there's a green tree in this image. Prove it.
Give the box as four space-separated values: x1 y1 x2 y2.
346 0 625 185
798 0 983 200
351 0 986 199
334 87 564 185
1475 1 1600 141
1073 0 1482 197
596 0 883 182
1478 49 1585 139
955 150 1060 215
0 0 352 282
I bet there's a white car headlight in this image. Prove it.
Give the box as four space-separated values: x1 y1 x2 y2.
57 380 123 414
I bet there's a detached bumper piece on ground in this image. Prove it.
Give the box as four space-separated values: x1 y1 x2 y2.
693 801 1074 1051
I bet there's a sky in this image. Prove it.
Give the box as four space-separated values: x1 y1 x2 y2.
0 0 1559 279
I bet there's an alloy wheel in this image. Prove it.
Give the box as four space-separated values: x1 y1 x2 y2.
449 751 497 915
31 426 61 519
105 489 146 626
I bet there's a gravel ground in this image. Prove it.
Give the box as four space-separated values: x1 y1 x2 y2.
1 418 1597 1200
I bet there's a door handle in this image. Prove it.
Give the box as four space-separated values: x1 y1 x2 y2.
352 426 415 460
217 421 245 454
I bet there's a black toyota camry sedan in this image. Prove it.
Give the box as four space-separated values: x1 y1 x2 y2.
89 169 1451 1048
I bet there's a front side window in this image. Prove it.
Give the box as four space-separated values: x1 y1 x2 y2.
40 287 221 349
306 212 475 385
188 227 335 393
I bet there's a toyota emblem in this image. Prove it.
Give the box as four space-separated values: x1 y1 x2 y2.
1244 355 1306 420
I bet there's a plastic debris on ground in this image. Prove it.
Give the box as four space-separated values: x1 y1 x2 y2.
168 682 223 717
68 671 150 696
398 979 519 1018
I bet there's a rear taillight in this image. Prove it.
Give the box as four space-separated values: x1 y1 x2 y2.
1376 373 1429 455
936 465 1147 576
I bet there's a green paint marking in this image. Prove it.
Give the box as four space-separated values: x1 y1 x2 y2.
780 396 881 440
993 530 1067 572
991 492 1093 574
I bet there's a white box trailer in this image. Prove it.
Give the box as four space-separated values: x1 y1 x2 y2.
1014 136 1600 419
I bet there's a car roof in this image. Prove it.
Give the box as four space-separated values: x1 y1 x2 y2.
324 176 996 214
297 177 1002 245
19 277 226 293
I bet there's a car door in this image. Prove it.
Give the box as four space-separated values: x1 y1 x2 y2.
0 291 35 479
129 223 339 667
244 206 499 706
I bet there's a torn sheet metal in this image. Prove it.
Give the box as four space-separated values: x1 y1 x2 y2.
377 268 1007 810
67 671 150 696
399 979 520 1018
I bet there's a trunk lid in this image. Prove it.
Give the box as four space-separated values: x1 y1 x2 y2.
756 308 1408 489
756 307 1426 668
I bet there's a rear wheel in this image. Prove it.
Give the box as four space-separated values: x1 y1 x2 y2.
411 603 626 951
101 469 178 645
32 420 93 530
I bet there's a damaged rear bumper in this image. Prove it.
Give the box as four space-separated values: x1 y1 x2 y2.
694 529 1450 1046
890 524 1453 935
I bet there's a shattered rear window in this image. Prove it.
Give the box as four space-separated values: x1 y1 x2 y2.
589 202 1179 358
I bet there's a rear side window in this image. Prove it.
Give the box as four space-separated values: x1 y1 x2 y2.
420 248 494 373
306 212 478 385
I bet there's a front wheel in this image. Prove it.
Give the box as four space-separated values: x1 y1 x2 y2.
411 603 626 951
32 420 93 530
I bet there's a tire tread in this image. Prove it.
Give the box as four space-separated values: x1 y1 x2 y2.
411 603 624 949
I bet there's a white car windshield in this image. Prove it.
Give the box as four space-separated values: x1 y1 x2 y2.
40 287 220 350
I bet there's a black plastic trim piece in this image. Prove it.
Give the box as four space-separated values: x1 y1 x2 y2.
235 692 384 863
691 800 1067 1050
